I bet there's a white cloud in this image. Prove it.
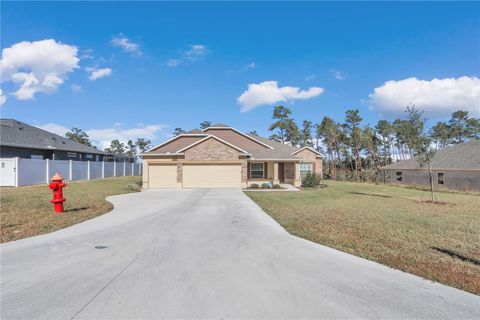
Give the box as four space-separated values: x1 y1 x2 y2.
111 33 142 55
330 69 345 80
305 74 316 81
243 62 255 71
166 44 209 67
166 59 181 68
237 81 325 112
0 89 6 106
86 67 112 81
0 39 79 100
183 44 208 61
71 84 83 93
36 123 168 150
36 123 70 136
369 76 480 117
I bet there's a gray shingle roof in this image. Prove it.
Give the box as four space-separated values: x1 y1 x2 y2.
0 119 105 154
244 133 306 160
382 140 480 170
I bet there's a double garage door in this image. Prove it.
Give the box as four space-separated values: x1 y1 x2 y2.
149 163 241 189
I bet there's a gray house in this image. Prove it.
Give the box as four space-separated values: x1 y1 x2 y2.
381 140 480 191
0 119 105 161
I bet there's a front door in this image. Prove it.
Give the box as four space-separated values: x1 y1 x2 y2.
278 162 285 183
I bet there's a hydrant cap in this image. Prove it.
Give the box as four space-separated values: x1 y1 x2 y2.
51 172 64 181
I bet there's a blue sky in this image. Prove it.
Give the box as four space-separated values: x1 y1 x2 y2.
1 1 479 149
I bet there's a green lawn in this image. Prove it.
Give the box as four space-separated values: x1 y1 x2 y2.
245 181 480 295
0 177 141 243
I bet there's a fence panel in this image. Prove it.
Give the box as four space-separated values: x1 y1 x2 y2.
4 159 141 186
71 161 88 180
125 163 132 176
115 163 123 177
104 162 114 177
49 160 70 180
18 159 46 186
90 162 102 179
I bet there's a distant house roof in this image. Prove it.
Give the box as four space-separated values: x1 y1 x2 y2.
382 140 480 170
0 119 105 154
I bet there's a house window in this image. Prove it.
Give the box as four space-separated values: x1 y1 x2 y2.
85 154 93 159
67 152 77 158
300 163 313 177
396 171 402 182
30 155 43 160
250 163 264 178
437 172 444 185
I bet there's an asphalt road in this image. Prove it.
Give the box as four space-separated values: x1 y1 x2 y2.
1 189 479 319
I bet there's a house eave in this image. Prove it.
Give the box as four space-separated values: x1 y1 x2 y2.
0 142 105 154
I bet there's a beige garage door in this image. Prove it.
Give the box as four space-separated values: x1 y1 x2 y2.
148 164 177 188
183 163 241 188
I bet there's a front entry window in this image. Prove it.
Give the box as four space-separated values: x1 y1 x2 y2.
250 163 264 178
300 163 313 177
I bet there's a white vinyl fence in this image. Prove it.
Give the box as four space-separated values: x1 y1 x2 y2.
0 158 142 187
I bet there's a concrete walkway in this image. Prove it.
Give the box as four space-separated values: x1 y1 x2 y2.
1 189 479 319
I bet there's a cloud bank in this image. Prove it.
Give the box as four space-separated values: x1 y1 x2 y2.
237 81 324 112
36 123 167 150
1 39 79 100
369 76 480 117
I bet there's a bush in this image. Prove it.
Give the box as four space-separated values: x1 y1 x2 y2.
250 183 260 189
301 173 322 188
127 183 141 192
272 184 282 189
261 182 272 189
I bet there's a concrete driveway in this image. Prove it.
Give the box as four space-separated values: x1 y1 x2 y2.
1 189 479 319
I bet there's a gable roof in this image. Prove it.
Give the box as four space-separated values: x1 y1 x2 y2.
176 135 250 154
202 126 274 149
145 133 207 153
0 119 104 154
209 123 231 128
292 146 323 157
382 140 480 170
244 134 305 160
142 123 325 161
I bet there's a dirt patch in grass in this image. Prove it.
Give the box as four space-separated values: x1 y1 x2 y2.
245 181 480 295
0 177 141 243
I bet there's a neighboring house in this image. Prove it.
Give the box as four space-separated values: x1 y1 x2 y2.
381 140 480 191
0 119 105 161
141 123 323 189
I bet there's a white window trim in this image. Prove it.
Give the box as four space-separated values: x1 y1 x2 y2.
250 162 264 179
300 163 313 176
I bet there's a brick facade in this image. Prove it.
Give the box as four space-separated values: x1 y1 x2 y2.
241 160 248 182
176 162 182 183
285 162 296 179
184 138 239 161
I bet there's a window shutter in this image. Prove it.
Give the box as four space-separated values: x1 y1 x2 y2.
264 162 268 179
247 162 251 179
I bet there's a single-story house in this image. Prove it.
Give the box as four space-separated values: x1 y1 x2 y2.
381 139 480 191
0 119 105 161
141 123 323 189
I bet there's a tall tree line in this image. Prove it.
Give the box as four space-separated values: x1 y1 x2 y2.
268 105 480 182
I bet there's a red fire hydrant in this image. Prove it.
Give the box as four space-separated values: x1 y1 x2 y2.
49 173 67 213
